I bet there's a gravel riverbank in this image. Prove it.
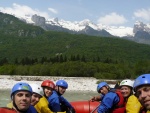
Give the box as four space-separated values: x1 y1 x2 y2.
0 75 115 91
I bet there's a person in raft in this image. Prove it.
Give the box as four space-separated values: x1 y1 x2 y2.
0 82 37 113
119 79 143 113
48 79 75 113
133 74 150 113
7 83 43 112
94 81 125 113
90 81 121 102
30 83 43 106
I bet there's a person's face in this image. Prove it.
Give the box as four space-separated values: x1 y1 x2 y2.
56 86 66 95
44 87 53 97
100 86 108 95
120 86 132 98
136 85 150 110
13 91 31 111
31 93 42 106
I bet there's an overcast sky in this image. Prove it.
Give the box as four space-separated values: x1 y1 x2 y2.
0 0 150 27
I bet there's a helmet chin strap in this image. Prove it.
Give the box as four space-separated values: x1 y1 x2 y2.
57 86 62 96
12 95 28 113
43 87 48 98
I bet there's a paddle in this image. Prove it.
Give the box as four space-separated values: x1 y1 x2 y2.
90 103 100 113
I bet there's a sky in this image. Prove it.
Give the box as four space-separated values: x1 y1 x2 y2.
0 0 150 27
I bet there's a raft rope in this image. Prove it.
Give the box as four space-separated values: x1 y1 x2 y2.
88 100 90 113
90 103 101 113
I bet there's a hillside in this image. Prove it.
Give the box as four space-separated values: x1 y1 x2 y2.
0 12 150 64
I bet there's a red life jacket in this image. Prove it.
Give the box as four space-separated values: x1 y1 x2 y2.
0 107 17 113
110 90 126 113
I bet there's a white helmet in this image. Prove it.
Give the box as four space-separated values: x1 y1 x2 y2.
120 79 134 88
30 83 43 97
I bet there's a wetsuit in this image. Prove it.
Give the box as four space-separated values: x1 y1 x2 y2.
48 90 73 112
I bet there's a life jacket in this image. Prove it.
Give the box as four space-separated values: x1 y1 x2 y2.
126 95 142 113
146 110 150 113
0 107 17 113
110 90 126 113
7 101 13 108
35 96 53 113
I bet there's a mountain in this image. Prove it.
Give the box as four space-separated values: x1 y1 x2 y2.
1 12 150 45
132 21 150 44
0 12 150 64
30 14 113 37
29 14 134 37
0 12 44 37
25 14 150 44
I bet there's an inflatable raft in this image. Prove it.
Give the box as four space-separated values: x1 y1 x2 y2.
70 101 100 113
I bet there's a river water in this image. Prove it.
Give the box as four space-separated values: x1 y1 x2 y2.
0 89 98 107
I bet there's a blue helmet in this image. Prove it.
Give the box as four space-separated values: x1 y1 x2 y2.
11 82 32 97
133 74 150 92
97 82 108 93
56 80 68 89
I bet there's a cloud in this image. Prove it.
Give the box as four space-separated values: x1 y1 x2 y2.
134 8 150 21
97 12 127 26
48 8 58 14
0 3 50 18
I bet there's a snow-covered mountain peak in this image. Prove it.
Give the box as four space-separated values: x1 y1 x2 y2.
78 19 91 26
3 13 134 37
133 21 150 33
135 21 141 25
7 13 150 38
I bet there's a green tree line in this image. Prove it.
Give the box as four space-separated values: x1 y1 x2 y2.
0 56 150 79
